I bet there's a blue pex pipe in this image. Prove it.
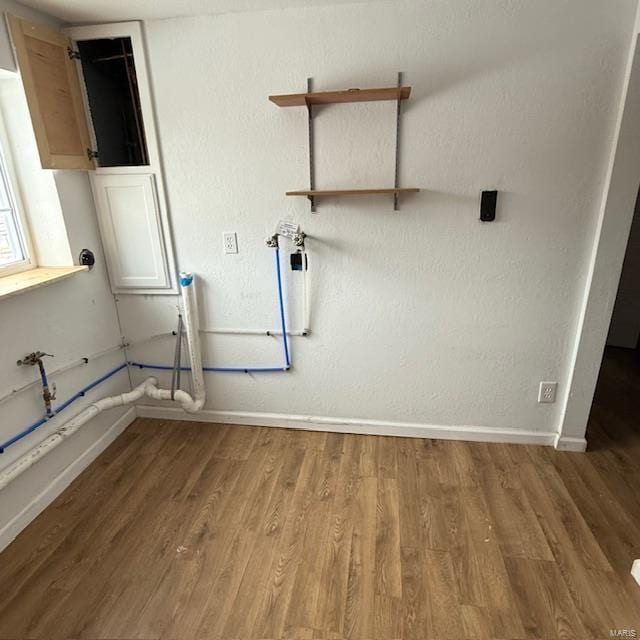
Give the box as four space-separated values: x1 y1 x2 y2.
275 246 291 368
129 363 289 373
2 251 292 453
132 246 292 375
0 362 128 454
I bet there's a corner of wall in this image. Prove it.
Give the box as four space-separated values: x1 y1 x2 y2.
0 406 136 553
557 26 640 445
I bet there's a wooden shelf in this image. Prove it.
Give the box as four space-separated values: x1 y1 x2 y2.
270 86 411 108
286 188 419 197
0 266 88 301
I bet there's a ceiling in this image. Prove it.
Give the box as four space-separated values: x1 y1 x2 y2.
16 0 377 23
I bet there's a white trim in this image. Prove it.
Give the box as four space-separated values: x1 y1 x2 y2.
558 29 640 444
0 407 135 553
553 434 588 452
632 559 640 587
136 405 557 446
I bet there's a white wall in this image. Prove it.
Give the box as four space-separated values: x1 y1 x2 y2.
558 18 640 447
0 1 129 549
122 0 636 440
0 0 58 71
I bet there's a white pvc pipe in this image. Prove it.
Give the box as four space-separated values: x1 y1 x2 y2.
302 253 310 335
201 328 308 337
177 272 205 412
138 273 205 413
0 273 208 491
0 378 154 491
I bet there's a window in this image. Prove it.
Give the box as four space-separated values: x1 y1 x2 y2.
0 139 31 274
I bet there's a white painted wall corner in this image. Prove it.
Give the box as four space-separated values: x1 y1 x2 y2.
0 406 136 553
553 434 588 452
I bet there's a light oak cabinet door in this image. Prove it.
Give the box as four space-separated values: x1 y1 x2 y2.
92 173 171 292
7 15 94 170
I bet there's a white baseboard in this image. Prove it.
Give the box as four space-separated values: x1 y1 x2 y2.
0 406 136 553
632 559 640 587
554 434 588 452
136 405 557 446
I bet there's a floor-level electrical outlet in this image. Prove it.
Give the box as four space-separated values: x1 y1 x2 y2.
538 381 557 403
223 232 238 254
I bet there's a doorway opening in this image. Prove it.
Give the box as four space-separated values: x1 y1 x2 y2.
587 185 640 448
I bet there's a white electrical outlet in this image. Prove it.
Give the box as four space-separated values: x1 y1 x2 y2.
223 232 238 254
538 381 557 404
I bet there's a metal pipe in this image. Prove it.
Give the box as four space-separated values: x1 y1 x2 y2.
0 362 129 453
0 344 124 407
16 352 56 416
36 358 54 416
170 315 183 400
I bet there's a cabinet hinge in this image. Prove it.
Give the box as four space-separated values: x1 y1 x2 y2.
87 148 99 161
67 47 81 60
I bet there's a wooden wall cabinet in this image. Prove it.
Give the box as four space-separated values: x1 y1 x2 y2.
7 16 177 294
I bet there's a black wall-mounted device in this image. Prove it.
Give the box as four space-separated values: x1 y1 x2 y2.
480 190 498 222
291 251 307 271
79 248 96 269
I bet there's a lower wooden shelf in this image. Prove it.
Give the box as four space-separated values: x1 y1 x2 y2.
286 188 420 197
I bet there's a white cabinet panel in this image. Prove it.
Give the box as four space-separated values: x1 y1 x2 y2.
93 173 171 292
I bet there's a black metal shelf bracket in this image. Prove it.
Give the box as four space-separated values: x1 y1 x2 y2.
393 71 403 211
302 71 406 212
307 77 316 213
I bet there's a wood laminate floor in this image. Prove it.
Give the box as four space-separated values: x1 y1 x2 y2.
1 348 640 639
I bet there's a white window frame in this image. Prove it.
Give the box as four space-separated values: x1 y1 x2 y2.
0 110 33 277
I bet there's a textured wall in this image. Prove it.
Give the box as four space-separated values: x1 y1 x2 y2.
0 0 60 71
120 0 636 435
0 1 127 543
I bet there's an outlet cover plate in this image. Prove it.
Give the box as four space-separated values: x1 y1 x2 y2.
538 381 557 404
223 232 238 254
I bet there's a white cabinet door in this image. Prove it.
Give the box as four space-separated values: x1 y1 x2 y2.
92 173 172 292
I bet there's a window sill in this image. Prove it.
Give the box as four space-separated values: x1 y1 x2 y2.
0 266 88 300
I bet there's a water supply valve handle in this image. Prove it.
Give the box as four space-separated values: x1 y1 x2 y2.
17 351 54 366
265 234 279 248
